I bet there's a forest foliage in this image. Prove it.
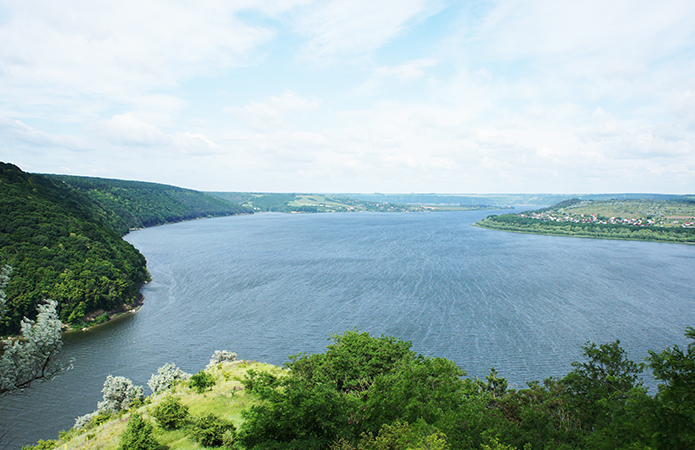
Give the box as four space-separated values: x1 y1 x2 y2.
0 163 248 334
0 163 150 333
48 174 251 235
46 329 695 450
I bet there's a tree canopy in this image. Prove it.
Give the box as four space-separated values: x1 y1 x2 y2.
236 329 695 450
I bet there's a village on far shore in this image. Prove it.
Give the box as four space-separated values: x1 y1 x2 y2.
519 199 695 229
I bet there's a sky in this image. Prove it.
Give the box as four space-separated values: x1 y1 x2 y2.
1 0 694 194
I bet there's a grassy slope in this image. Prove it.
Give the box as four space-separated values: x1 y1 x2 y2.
59 361 281 450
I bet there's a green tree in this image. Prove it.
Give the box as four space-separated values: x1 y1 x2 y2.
240 330 490 450
151 395 189 430
190 414 236 448
358 420 449 450
562 340 645 430
287 330 414 393
239 374 357 450
189 370 216 393
647 327 695 449
118 414 159 450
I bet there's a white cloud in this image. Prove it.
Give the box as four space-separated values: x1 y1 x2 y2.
91 113 222 155
293 0 442 61
224 90 321 129
2 0 695 194
93 114 166 146
475 68 493 80
353 59 437 93
0 1 283 120
477 0 695 61
0 118 88 151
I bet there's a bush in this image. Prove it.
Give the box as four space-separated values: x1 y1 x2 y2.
21 439 59 450
148 362 190 394
189 371 216 393
151 395 189 430
98 375 145 414
190 414 236 447
118 414 159 450
73 411 99 430
207 350 237 369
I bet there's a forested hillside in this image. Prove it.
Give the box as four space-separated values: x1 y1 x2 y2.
49 175 251 235
0 163 149 334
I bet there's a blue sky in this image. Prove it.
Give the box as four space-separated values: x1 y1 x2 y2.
1 0 694 194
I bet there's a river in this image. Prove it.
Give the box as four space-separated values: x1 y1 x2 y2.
2 210 694 448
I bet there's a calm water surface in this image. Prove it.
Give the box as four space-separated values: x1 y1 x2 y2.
2 211 694 447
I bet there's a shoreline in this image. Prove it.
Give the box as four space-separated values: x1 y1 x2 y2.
472 222 695 245
64 291 145 334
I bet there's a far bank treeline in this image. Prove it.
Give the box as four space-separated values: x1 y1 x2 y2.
0 163 249 334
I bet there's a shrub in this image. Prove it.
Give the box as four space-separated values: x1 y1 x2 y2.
73 411 99 429
190 414 236 447
118 414 159 450
148 362 190 394
151 395 189 430
189 371 216 393
21 439 59 450
98 375 145 414
207 350 237 369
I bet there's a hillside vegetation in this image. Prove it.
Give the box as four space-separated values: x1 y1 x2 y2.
49 175 251 235
0 163 150 334
0 163 250 334
34 329 695 450
476 198 695 243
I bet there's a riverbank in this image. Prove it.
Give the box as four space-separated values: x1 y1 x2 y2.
66 292 145 333
475 198 695 244
475 214 695 244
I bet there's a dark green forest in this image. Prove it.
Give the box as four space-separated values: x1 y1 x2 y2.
476 214 695 243
0 163 249 334
236 329 695 450
48 174 251 235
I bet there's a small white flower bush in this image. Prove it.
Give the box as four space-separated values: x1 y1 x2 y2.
98 375 144 414
206 350 237 369
148 363 190 394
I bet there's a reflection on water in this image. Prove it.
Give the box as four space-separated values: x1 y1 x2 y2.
2 211 694 448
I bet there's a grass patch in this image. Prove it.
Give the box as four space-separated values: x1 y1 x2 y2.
55 361 282 450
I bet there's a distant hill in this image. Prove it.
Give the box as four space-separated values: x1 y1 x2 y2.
49 175 251 235
344 193 686 206
207 192 499 213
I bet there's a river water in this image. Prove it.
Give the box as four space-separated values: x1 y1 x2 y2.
2 210 694 448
